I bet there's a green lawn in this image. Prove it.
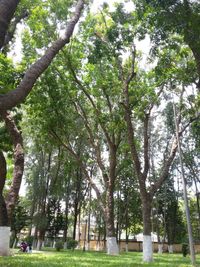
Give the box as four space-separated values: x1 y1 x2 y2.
0 250 199 267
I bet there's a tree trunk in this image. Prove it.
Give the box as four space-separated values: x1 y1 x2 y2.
0 226 10 256
142 194 153 262
105 189 119 255
0 150 10 256
155 202 163 254
87 185 91 251
10 230 17 248
73 201 78 240
1 112 24 222
37 230 45 251
0 150 8 226
63 194 69 249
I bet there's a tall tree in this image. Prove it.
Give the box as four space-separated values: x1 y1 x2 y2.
0 0 85 256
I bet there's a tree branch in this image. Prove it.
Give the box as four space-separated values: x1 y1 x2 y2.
0 0 85 111
2 9 29 53
0 0 20 50
49 129 105 212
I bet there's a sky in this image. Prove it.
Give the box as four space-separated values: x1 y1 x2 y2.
91 0 135 12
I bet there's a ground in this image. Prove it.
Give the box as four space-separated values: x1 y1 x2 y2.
0 250 199 267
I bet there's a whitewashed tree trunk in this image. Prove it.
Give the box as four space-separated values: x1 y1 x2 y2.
85 241 90 251
158 244 163 254
64 242 67 249
168 245 173 253
36 239 42 251
125 243 129 252
107 237 119 255
143 235 153 262
96 241 100 251
0 227 10 256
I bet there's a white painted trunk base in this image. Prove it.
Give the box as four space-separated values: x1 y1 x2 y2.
0 227 10 256
85 242 90 251
125 243 129 252
143 235 153 262
168 245 173 253
64 242 67 249
158 244 163 254
107 237 119 255
36 240 43 251
96 242 100 251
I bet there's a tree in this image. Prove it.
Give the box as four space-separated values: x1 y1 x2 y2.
134 0 200 88
0 0 85 111
0 0 85 256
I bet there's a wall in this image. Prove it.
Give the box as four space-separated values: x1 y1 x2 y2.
79 240 200 253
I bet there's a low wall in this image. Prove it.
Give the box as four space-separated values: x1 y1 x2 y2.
79 240 200 253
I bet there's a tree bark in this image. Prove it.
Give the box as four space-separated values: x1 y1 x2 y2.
0 0 20 50
141 194 152 236
1 112 24 222
0 150 8 226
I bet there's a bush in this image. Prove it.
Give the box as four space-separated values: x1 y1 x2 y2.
182 243 189 257
67 239 78 250
55 241 63 252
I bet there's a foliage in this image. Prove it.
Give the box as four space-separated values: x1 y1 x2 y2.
10 200 29 235
66 238 78 250
182 243 189 257
24 236 34 245
55 241 63 252
33 212 48 232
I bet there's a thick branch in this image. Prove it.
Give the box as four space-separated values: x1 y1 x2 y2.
0 0 85 111
150 137 178 196
0 0 20 50
2 9 29 52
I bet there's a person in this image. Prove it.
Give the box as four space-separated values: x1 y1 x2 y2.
20 241 27 252
27 243 32 253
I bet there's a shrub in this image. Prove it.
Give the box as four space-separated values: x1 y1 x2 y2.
182 243 189 257
67 239 78 250
55 241 63 252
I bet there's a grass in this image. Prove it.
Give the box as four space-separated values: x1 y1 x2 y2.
0 249 199 267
